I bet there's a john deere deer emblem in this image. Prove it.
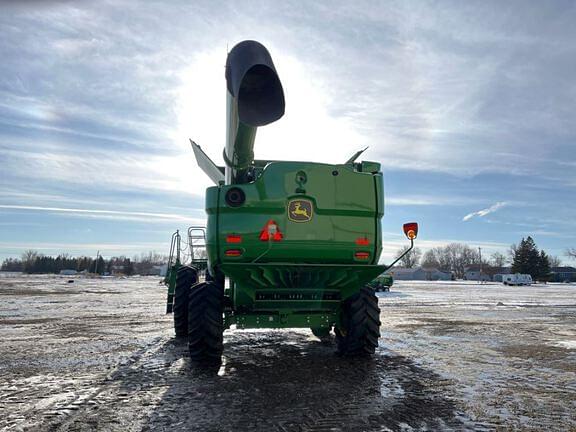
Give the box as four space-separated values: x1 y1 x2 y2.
288 199 313 222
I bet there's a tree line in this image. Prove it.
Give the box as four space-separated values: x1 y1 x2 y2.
395 236 567 281
0 250 168 276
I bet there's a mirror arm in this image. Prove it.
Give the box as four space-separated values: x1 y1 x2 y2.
384 238 414 271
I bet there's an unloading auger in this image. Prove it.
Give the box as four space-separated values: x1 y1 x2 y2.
171 40 418 366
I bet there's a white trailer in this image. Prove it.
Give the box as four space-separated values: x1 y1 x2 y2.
502 273 533 286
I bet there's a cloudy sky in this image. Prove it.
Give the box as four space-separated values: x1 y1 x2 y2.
1 0 575 264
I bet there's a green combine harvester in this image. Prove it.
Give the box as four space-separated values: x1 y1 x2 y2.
368 273 394 292
167 40 418 366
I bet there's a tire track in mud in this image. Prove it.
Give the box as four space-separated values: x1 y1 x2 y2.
0 336 164 431
38 331 485 432
0 276 170 431
45 336 166 432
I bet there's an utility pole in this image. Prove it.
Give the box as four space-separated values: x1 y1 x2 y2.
478 247 482 284
95 250 100 275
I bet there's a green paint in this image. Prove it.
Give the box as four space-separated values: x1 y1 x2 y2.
204 159 386 329
164 262 180 314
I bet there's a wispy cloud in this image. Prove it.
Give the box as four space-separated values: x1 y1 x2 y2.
462 202 507 222
386 195 481 206
0 204 202 224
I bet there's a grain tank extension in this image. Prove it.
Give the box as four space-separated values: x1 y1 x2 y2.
175 40 418 366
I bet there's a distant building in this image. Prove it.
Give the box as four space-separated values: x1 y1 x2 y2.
464 265 491 281
387 268 417 280
388 267 452 281
465 265 511 282
59 269 77 276
110 265 128 275
150 264 168 277
550 267 576 282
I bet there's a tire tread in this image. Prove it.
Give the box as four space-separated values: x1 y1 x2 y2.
336 286 381 356
173 266 197 337
188 281 224 366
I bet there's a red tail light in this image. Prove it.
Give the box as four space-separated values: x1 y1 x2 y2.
226 235 242 243
259 219 283 241
225 249 243 257
354 252 370 260
356 237 370 246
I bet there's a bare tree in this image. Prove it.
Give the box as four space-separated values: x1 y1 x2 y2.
447 243 478 278
567 248 576 260
421 247 452 272
548 255 562 268
395 246 421 268
491 251 507 267
137 251 166 264
420 243 479 279
21 249 39 264
421 248 443 270
21 249 40 272
508 243 517 264
133 251 168 275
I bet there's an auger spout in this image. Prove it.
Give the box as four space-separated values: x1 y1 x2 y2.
224 40 285 184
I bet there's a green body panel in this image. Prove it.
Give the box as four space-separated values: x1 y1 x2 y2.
221 262 385 309
207 161 383 266
225 103 258 183
205 159 386 329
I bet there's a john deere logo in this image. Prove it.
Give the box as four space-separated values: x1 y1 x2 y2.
288 199 313 222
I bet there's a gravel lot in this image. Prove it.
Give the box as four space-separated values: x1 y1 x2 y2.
0 274 574 431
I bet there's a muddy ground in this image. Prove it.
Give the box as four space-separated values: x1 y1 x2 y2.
0 275 574 431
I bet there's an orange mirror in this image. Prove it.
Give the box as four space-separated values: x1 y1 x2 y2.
403 222 418 240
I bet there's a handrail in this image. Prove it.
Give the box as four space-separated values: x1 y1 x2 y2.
187 226 207 264
167 230 181 270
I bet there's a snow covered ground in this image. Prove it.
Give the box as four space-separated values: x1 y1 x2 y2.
0 276 574 431
379 281 576 430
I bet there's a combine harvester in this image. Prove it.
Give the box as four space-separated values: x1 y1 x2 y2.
167 40 418 367
368 273 394 292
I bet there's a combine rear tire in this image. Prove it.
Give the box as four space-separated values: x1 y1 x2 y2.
336 286 381 356
188 281 224 366
173 266 197 338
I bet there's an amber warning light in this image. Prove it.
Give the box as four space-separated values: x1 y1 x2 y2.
403 222 418 240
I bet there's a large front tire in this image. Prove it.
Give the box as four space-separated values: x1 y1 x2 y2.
188 281 224 366
336 286 381 356
173 266 198 337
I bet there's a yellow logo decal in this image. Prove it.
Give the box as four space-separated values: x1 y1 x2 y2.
288 199 313 222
